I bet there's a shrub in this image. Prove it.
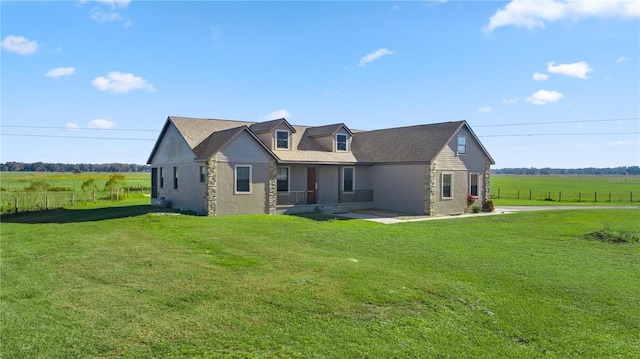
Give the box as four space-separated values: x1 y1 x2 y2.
472 206 481 213
25 180 50 192
586 224 639 244
482 199 495 212
104 174 126 191
81 179 99 192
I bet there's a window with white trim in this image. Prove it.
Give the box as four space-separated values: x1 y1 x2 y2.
235 165 251 194
336 134 348 152
442 173 452 199
276 130 290 150
457 136 467 155
469 173 478 197
160 167 164 188
277 167 289 192
342 167 354 193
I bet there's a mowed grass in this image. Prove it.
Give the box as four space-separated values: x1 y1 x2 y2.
491 175 640 205
2 205 639 358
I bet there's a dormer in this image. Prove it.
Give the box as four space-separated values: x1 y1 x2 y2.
306 123 353 152
249 118 296 151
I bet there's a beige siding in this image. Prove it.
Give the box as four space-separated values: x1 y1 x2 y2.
435 127 488 172
289 165 308 192
433 170 469 215
371 164 425 214
317 165 339 203
149 124 207 214
217 132 272 163
215 131 273 215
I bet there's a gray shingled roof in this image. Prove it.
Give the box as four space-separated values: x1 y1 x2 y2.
351 121 465 163
149 116 491 165
305 123 352 137
249 118 296 134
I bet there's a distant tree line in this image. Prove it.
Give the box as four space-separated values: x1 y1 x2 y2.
1 162 151 173
492 166 640 175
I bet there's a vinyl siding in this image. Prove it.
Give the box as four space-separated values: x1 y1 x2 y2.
435 127 487 172
317 165 339 203
149 123 207 214
217 132 271 163
371 164 425 214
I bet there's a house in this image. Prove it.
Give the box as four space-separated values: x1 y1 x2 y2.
146 116 495 216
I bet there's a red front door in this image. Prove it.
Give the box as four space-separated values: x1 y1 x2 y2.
306 167 316 204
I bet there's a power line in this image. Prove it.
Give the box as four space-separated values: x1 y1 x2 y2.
474 117 639 128
0 125 157 132
1 134 157 141
478 132 639 137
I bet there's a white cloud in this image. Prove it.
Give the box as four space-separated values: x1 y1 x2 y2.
1 35 38 55
502 97 519 104
66 123 80 131
533 72 548 81
359 48 395 67
525 89 564 105
547 61 593 79
617 56 629 63
45 67 76 78
478 106 492 113
484 0 640 32
92 72 156 93
95 0 131 8
91 8 123 22
265 109 291 120
88 119 116 129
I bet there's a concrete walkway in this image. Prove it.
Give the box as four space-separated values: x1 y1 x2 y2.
334 206 638 224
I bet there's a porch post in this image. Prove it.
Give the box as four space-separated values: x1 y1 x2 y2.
206 157 218 216
268 161 277 214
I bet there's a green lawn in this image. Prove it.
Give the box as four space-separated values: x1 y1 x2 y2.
491 175 640 205
1 203 639 358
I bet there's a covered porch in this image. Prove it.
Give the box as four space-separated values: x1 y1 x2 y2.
275 164 374 212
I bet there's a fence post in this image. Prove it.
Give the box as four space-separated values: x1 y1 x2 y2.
548 192 551 200
15 197 18 213
110 188 113 200
608 193 611 202
46 194 49 210
578 192 581 202
631 192 633 203
498 188 500 199
127 187 130 198
71 192 75 205
93 190 96 203
517 190 520 199
529 189 532 200
559 191 562 202
594 192 597 203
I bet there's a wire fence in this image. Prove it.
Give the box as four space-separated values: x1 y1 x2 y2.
1 187 150 215
492 189 636 203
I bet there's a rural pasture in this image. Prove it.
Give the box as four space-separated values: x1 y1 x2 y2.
1 197 639 358
491 175 639 205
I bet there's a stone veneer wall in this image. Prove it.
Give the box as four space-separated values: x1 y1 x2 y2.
424 162 437 216
484 159 492 201
268 162 277 214
206 157 217 216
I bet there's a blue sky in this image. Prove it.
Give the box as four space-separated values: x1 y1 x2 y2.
1 0 638 168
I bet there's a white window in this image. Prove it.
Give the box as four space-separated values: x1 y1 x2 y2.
336 134 348 152
342 167 354 193
457 136 467 155
442 173 452 199
173 167 178 189
277 167 289 192
235 165 251 194
276 130 290 150
469 173 479 197
200 166 206 183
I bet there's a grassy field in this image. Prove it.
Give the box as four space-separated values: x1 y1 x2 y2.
491 175 640 206
2 201 639 358
0 172 151 214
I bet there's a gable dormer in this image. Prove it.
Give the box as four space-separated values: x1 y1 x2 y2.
249 118 296 151
306 123 353 152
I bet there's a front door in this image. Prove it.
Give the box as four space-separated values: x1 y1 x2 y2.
306 167 316 204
